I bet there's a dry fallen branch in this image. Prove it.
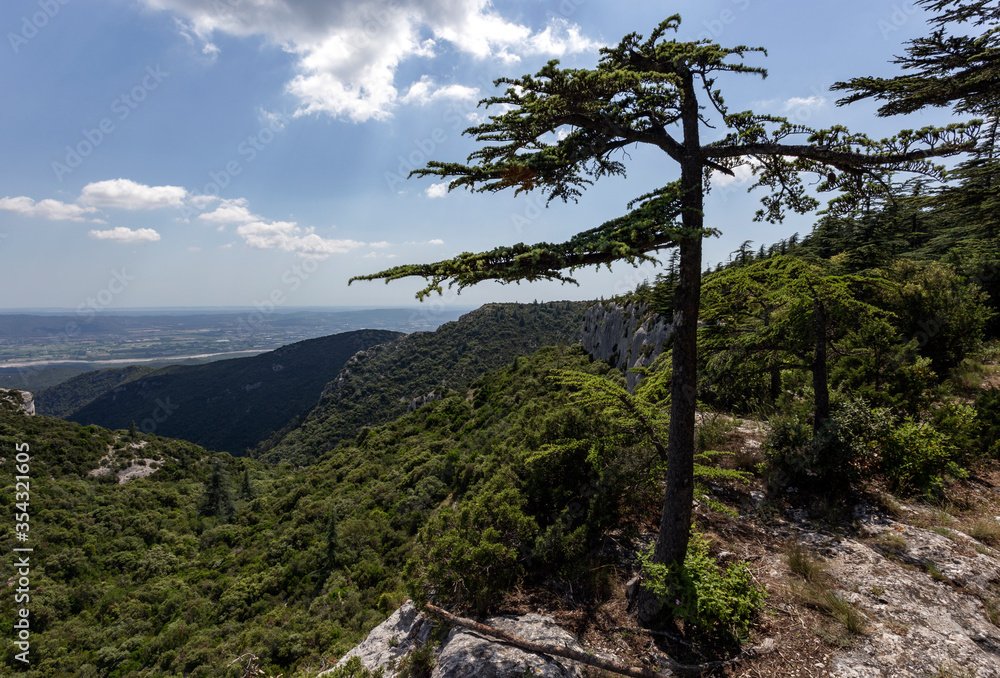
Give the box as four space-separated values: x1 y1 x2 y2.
423 603 771 677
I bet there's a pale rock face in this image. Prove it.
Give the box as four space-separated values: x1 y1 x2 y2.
433 613 584 678
323 601 433 676
321 602 585 678
0 388 35 416
580 302 672 391
770 502 1000 677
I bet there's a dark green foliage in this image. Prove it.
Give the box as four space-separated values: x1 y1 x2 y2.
0 365 96 393
35 365 155 418
976 388 1000 458
254 302 589 465
0 341 659 676
66 329 400 455
201 457 236 522
765 396 981 495
638 533 766 642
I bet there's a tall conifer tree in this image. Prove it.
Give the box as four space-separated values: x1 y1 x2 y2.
351 17 975 621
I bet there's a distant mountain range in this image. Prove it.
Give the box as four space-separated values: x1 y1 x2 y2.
38 301 591 461
253 301 590 464
51 329 401 454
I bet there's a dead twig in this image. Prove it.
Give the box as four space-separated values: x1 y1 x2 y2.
423 603 768 677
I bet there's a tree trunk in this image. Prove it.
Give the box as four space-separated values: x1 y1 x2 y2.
770 365 782 404
812 297 830 436
637 71 703 625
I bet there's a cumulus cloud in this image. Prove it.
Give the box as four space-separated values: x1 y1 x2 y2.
783 95 827 112
711 158 762 188
198 198 260 224
425 182 449 199
236 220 364 257
4 178 368 257
78 179 188 210
0 196 98 222
401 76 479 106
139 0 599 122
88 227 162 242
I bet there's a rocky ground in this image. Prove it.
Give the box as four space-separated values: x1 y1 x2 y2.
326 454 1000 677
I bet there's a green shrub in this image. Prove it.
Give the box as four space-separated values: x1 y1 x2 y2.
882 419 968 494
413 481 538 615
976 388 1000 458
638 533 765 641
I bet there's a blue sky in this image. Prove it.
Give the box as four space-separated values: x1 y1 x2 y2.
0 0 953 310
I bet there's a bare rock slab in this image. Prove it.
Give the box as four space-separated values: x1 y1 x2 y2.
322 602 586 678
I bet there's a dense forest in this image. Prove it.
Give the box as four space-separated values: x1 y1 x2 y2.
4 2 1000 676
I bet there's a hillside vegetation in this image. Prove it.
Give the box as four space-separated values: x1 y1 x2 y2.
35 366 156 419
0 343 649 678
66 329 400 455
254 301 589 464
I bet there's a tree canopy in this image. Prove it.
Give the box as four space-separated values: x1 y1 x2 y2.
349 14 977 624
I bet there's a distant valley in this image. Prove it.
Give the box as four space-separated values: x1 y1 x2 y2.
0 307 469 392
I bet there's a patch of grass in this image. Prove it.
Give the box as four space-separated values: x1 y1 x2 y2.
875 531 907 554
982 596 1000 628
929 526 959 542
696 412 737 453
801 585 868 636
967 519 1000 547
933 661 980 678
924 561 950 583
948 357 987 391
868 585 885 597
732 443 765 473
785 542 826 583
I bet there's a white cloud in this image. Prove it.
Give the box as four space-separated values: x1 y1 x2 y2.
783 96 827 112
403 238 445 245
236 220 364 257
79 179 188 210
711 159 761 188
88 227 161 243
139 0 599 122
198 198 259 224
401 76 479 106
425 183 449 199
0 196 98 222
368 240 391 248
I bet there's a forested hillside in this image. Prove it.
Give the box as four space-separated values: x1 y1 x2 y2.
5 3 1000 677
254 301 589 464
0 344 652 677
35 366 156 419
66 329 400 455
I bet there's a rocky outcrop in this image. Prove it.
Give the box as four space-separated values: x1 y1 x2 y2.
580 302 672 391
322 601 433 676
762 502 1000 677
0 388 35 416
322 601 586 678
406 391 441 413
